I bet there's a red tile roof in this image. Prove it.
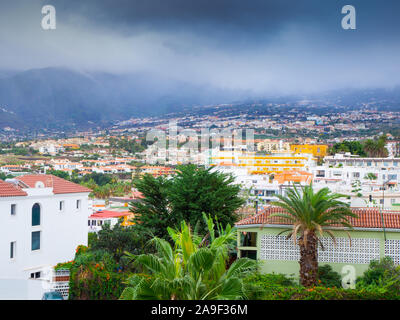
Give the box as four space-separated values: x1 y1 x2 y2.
0 180 27 197
16 175 91 195
236 206 400 230
89 210 131 219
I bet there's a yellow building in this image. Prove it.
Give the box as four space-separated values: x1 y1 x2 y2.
290 144 328 158
63 143 80 150
209 150 317 175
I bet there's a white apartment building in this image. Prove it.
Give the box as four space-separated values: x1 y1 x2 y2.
387 141 400 158
256 139 290 152
211 167 291 207
324 153 400 169
310 163 400 209
0 175 91 298
38 144 65 156
213 152 400 210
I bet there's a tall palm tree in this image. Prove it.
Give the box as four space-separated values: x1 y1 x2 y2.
119 214 257 300
271 185 357 287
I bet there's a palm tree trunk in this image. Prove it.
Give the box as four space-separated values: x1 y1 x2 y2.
299 232 318 287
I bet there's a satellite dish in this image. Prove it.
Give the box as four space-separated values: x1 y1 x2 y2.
35 181 45 188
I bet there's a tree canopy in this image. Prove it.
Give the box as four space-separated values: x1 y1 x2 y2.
130 165 245 240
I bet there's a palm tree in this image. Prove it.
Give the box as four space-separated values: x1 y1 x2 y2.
364 136 388 158
119 214 257 300
270 185 357 287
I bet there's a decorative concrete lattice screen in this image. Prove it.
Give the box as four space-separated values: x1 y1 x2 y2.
260 235 380 264
385 240 400 265
52 269 70 300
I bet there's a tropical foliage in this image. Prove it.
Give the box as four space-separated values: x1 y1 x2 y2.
329 140 366 157
131 165 245 240
271 184 357 287
356 256 400 296
363 135 388 157
89 223 146 263
120 214 257 300
329 136 389 158
244 272 399 300
317 264 342 288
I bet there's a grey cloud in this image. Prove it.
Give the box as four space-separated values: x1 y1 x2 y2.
0 0 399 95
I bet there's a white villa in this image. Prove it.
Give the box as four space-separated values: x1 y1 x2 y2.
0 175 91 299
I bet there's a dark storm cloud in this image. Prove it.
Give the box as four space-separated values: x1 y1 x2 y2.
1 0 400 93
46 0 400 41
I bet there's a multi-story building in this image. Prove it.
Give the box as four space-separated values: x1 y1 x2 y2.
0 175 91 298
290 144 328 158
310 166 400 209
387 141 400 158
209 150 317 175
324 153 400 169
257 139 290 152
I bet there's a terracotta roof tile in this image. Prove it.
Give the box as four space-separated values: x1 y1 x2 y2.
16 174 91 195
89 210 131 219
0 180 27 197
236 206 400 230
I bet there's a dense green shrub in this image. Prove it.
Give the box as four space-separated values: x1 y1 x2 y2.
357 256 398 287
65 246 130 300
287 286 393 300
356 256 400 297
317 264 342 288
89 223 145 263
244 271 400 300
244 273 298 299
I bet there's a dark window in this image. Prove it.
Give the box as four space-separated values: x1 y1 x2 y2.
240 250 257 260
240 232 257 247
10 242 16 259
76 200 81 210
32 204 41 226
32 231 40 251
11 204 16 216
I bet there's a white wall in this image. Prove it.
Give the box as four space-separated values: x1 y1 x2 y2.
0 191 90 281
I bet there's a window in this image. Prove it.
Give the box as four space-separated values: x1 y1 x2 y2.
59 201 65 211
240 232 257 247
240 250 257 260
88 220 90 226
32 204 40 226
31 231 41 251
30 272 41 279
76 200 81 210
10 241 16 259
11 204 16 216
316 170 325 178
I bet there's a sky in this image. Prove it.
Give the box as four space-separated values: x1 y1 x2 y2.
1 0 400 95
